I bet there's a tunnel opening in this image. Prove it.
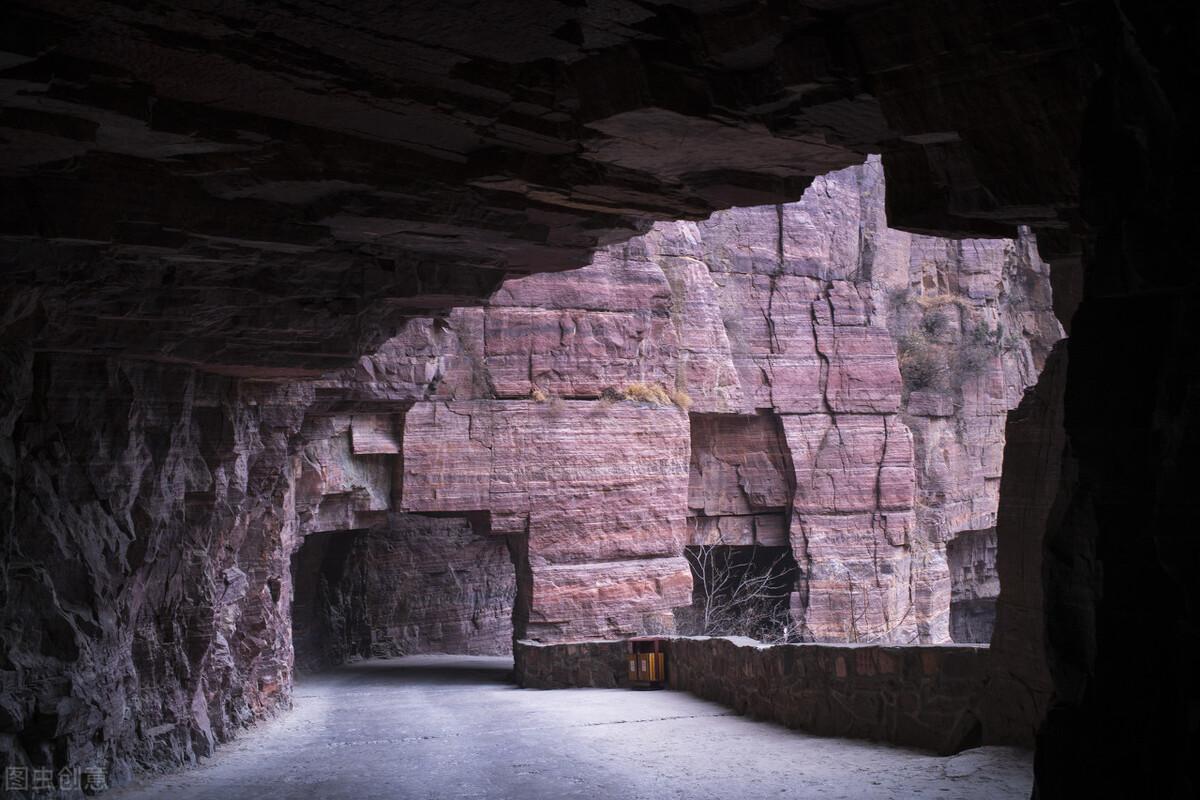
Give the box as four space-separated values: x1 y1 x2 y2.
291 527 366 672
11 0 1181 790
290 517 516 672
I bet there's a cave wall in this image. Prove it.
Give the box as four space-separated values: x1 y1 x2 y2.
0 324 515 786
972 341 1067 749
1034 4 1199 796
0 350 306 786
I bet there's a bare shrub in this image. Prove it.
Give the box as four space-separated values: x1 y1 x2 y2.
676 542 798 644
887 287 911 314
967 319 1004 350
920 310 951 338
954 320 1004 380
955 345 991 378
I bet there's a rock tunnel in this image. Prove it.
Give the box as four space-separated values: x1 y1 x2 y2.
1 1 1196 798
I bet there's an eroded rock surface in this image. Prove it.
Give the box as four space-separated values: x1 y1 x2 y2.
399 156 1062 644
0 355 308 786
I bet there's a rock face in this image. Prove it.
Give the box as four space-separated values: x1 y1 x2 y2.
0 355 308 786
402 400 692 641
0 348 518 786
3 3 1195 796
399 156 1062 644
687 412 792 549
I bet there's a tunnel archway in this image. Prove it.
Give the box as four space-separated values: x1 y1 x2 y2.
290 520 516 672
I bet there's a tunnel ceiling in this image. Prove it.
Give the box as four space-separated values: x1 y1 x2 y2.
1 0 1093 374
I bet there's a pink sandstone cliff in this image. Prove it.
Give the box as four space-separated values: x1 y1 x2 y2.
297 155 1061 646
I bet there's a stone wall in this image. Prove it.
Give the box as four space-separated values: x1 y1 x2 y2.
513 640 630 691
514 637 992 754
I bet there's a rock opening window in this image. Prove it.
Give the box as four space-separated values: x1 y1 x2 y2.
946 528 1000 643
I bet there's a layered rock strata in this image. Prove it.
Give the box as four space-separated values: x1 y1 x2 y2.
399 156 1061 644
402 400 692 641
687 412 793 549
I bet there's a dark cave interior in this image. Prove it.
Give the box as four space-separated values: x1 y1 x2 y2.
1 1 1197 798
